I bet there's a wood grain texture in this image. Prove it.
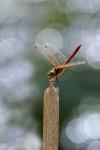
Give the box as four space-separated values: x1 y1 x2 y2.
43 87 59 150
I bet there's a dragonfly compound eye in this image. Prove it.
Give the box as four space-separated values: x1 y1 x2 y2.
48 71 56 79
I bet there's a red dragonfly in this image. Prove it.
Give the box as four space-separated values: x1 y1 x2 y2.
35 43 86 84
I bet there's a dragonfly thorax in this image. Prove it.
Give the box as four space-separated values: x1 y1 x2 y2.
48 66 64 80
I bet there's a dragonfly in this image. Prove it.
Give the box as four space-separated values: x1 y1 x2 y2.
35 43 86 85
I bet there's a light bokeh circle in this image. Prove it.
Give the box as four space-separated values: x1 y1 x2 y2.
35 28 63 50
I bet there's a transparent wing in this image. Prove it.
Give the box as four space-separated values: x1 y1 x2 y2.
62 61 86 68
34 43 66 66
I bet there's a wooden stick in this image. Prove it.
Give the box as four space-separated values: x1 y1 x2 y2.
43 87 59 150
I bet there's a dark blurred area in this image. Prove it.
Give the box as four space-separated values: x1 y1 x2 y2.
0 0 100 150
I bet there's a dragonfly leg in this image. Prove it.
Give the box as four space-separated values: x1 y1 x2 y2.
56 76 59 84
49 78 55 87
48 76 59 86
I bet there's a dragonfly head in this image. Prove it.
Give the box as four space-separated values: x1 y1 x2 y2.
47 68 56 79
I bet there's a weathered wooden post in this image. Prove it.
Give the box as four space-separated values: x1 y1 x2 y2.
43 86 59 150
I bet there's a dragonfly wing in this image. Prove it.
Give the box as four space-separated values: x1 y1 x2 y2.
63 61 86 68
35 43 66 66
55 50 66 65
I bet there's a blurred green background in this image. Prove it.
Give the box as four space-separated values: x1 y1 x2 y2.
0 0 100 150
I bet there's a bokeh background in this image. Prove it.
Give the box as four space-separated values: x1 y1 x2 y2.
0 0 100 150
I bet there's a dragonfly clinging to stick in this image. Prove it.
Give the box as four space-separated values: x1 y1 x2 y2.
35 43 86 85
